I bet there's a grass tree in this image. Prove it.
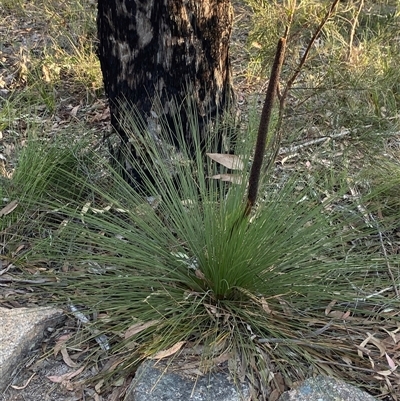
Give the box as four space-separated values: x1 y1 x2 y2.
1 0 400 399
2 94 398 399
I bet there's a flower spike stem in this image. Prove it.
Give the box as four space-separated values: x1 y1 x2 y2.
245 37 286 216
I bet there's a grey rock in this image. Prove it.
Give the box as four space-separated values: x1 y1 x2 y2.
125 360 250 401
0 306 65 392
278 375 378 401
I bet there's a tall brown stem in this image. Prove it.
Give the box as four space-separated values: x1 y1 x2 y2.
245 37 286 215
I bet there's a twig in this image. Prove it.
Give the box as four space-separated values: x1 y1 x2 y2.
352 286 394 302
347 0 364 62
0 275 50 284
268 0 342 173
256 338 327 349
282 0 341 101
278 129 352 155
314 359 376 373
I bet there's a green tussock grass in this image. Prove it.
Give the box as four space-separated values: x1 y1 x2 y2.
3 95 399 399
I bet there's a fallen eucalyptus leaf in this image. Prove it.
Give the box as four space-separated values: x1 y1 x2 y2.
206 153 244 170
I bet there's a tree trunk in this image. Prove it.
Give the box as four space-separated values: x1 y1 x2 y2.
97 0 234 189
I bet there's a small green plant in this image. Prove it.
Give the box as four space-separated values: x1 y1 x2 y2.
0 136 94 255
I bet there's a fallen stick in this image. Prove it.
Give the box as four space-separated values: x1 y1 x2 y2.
278 129 351 155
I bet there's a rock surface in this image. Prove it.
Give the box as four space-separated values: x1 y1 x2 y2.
278 375 378 401
125 360 250 401
126 361 379 401
0 306 65 393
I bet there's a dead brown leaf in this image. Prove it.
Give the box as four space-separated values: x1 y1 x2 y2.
260 297 272 314
327 310 350 320
124 320 159 340
210 173 242 184
70 104 80 118
61 347 79 368
10 373 36 390
325 300 337 315
377 369 396 377
269 389 281 401
359 332 387 358
47 365 85 383
385 353 397 370
368 334 387 357
150 341 186 360
206 153 244 170
54 334 72 357
0 200 18 217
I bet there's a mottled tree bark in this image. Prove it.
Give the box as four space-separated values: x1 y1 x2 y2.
97 0 234 188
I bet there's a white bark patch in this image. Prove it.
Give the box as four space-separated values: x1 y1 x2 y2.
114 40 132 79
116 41 131 62
136 8 154 48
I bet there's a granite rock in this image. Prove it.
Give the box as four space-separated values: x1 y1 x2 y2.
0 306 65 392
125 360 250 401
278 375 378 401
